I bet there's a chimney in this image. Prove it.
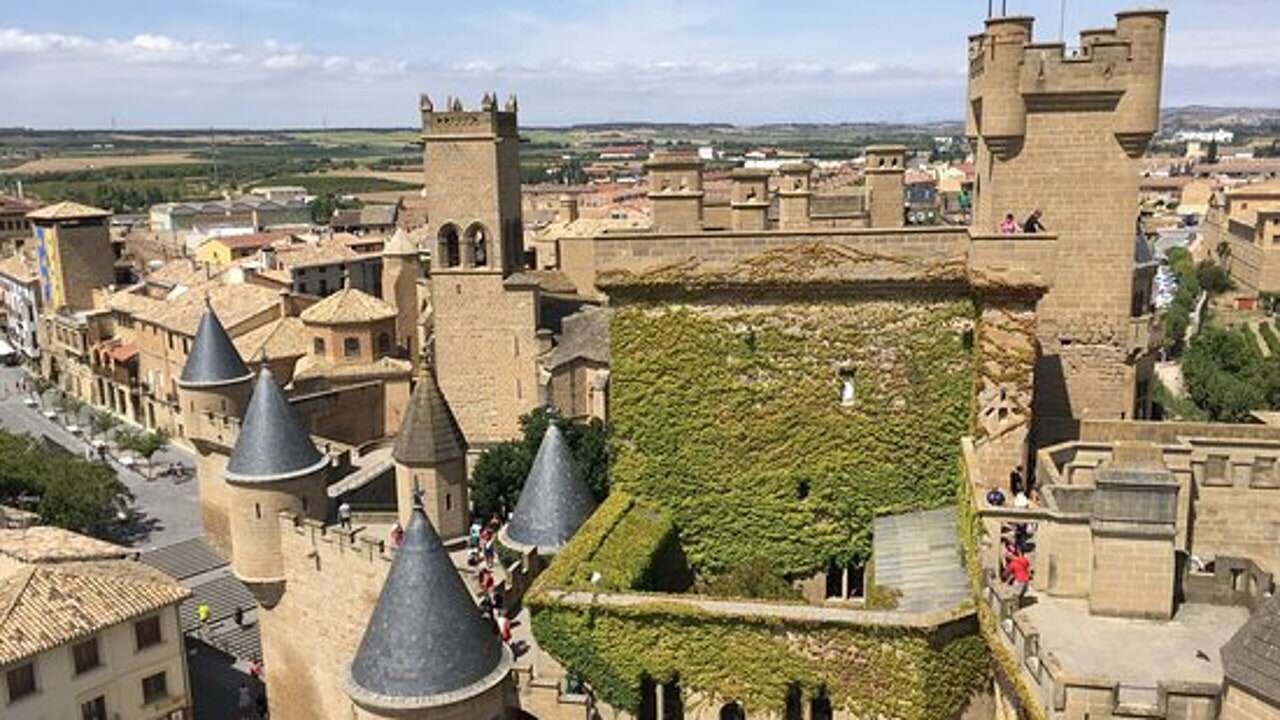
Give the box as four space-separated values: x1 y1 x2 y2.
558 194 580 223
646 149 705 232
778 163 813 229
278 289 293 317
16 180 23 200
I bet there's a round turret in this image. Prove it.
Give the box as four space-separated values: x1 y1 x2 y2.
225 368 329 597
499 423 597 556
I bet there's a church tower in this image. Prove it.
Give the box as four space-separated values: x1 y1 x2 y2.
224 367 330 606
391 370 469 539
177 298 254 556
344 495 515 719
421 92 540 449
381 228 421 366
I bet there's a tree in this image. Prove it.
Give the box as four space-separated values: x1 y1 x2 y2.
1196 259 1233 295
90 410 121 442
1207 139 1219 164
121 428 170 480
0 428 132 536
470 407 610 521
310 193 336 224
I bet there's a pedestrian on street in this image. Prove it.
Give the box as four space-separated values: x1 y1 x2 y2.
390 523 404 548
197 602 211 638
1007 550 1032 607
497 609 512 645
337 501 352 530
482 536 495 568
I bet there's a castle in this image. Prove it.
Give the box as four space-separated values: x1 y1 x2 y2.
172 7 1280 720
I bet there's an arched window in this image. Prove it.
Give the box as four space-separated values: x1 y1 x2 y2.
343 337 360 359
377 332 391 356
437 224 461 268
720 702 744 720
465 223 489 268
313 337 325 356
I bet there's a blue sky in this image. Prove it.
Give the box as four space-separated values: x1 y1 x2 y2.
1 0 1276 128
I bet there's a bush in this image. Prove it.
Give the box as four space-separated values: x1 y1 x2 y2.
1196 260 1233 294
1260 322 1280 355
1183 326 1270 421
693 556 801 601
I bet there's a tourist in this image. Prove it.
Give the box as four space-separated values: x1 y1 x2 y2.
479 567 495 595
1007 549 1032 606
1028 488 1042 508
482 535 496 568
497 609 512 645
390 523 404 548
1009 466 1024 496
197 602 211 638
1013 490 1029 508
478 593 494 624
1022 209 1046 233
337 501 352 530
234 606 245 627
256 691 269 720
1000 213 1018 234
985 487 1006 506
469 519 482 548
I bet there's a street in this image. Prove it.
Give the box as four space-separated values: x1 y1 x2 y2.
0 365 203 549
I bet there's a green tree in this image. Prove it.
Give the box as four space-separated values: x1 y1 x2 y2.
0 429 132 536
121 428 170 479
310 193 336 224
1207 139 1219 164
470 407 610 521
89 410 121 442
1196 259 1233 295
1183 326 1267 421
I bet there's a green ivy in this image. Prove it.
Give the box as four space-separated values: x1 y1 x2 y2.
609 297 976 577
531 600 989 717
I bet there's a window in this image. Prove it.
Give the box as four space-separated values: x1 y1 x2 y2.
81 695 106 720
319 279 328 295
377 333 391 356
343 337 360 359
6 662 36 703
313 337 325 356
445 493 452 511
72 637 101 675
465 223 489 267
255 503 262 519
141 672 168 704
135 615 163 650
438 225 461 268
838 368 856 406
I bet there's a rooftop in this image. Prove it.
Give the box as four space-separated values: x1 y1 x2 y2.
136 283 281 336
503 424 597 553
0 526 130 564
300 287 397 325
872 508 970 614
393 373 467 466
0 253 37 284
26 200 111 221
205 231 295 251
225 368 327 483
232 316 310 362
1223 594 1280 705
0 559 190 665
179 299 252 387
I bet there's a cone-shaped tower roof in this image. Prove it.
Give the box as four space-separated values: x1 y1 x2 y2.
179 298 252 387
225 368 327 483
346 497 508 708
383 227 419 257
504 423 597 553
393 372 467 465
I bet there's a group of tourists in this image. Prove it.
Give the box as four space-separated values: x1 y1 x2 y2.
994 466 1038 606
998 208 1047 235
470 517 512 645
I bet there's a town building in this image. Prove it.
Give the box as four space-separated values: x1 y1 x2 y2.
331 203 400 236
1208 181 1280 304
29 201 115 312
0 194 40 253
0 527 192 720
148 197 311 233
0 251 40 361
194 231 299 265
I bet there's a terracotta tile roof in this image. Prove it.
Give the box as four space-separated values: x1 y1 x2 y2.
0 253 37 284
106 342 139 363
105 288 163 316
26 201 111 221
208 231 294 251
0 560 190 665
0 195 41 215
233 316 310 360
0 527 129 564
136 283 281 336
145 259 216 288
292 355 411 382
299 287 396 325
275 243 359 269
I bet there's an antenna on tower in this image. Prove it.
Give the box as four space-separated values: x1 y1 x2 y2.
987 0 993 19
1060 0 1067 42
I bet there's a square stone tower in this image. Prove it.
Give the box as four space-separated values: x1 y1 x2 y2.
421 93 540 448
646 149 705 232
967 11 1166 421
865 145 907 229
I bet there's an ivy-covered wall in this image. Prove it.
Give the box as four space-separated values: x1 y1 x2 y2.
610 293 977 577
532 600 989 718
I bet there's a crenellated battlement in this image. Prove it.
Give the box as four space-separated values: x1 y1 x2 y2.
967 9 1166 158
279 510 393 567
419 91 519 137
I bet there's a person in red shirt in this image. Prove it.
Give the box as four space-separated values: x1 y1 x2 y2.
1007 551 1032 606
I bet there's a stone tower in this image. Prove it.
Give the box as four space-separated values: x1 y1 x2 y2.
421 93 540 449
177 298 255 555
967 10 1166 420
391 370 469 539
381 228 421 366
778 162 814 230
647 149 705 232
498 423 597 556
26 201 114 311
224 367 329 605
730 168 771 231
865 145 907 229
344 495 515 720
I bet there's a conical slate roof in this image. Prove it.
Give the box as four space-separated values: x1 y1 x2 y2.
225 368 327 483
179 299 252 387
346 499 507 707
504 424 597 552
393 373 467 465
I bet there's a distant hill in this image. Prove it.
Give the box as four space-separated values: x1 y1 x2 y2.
1161 105 1280 132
